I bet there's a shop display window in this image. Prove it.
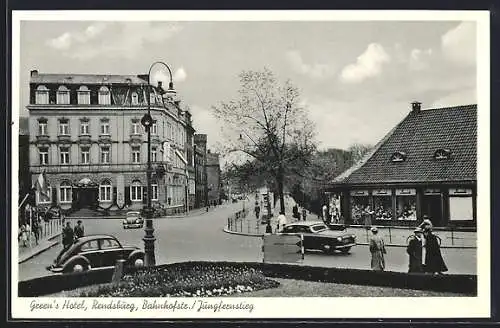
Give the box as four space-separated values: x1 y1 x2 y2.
396 189 417 221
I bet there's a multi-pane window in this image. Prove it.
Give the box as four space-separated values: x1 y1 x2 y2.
35 85 49 104
57 86 70 104
152 183 158 200
39 147 49 165
60 147 70 164
81 147 90 164
100 146 110 164
59 120 69 135
132 121 140 134
80 121 89 135
59 181 72 203
99 180 112 202
38 121 48 135
77 86 90 105
132 146 141 163
151 146 157 162
130 181 142 201
100 120 110 135
98 86 111 105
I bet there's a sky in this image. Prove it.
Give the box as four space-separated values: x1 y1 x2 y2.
18 19 477 152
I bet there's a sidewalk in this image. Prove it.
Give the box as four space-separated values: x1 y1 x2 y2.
18 233 61 264
224 197 476 249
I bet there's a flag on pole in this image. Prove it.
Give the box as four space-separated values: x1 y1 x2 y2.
34 170 49 199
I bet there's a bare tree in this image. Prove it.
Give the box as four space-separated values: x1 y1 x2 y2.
213 68 316 214
347 143 373 164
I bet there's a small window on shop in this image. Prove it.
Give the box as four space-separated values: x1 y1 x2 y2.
449 188 474 221
350 190 369 224
396 189 417 221
373 189 393 221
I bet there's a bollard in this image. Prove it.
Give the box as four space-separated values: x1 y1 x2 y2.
112 259 126 285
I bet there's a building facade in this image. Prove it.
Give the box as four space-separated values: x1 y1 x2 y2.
327 103 477 228
27 70 193 216
206 150 221 206
19 117 31 201
194 134 207 208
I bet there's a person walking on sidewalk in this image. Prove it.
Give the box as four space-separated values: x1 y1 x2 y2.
254 202 261 221
62 222 74 250
422 224 448 274
406 227 424 273
277 211 287 233
302 207 307 221
32 219 40 245
369 227 386 271
74 220 85 239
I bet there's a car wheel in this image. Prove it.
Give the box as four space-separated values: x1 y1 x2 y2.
127 255 145 270
67 261 90 273
340 247 351 254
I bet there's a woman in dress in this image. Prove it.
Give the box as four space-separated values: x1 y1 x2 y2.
369 227 386 271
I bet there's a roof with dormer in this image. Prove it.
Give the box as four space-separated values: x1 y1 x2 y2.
332 104 477 186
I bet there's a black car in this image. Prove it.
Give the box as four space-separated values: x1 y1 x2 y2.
280 221 356 254
123 211 144 229
48 234 145 273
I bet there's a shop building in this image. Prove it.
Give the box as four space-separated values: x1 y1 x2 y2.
327 103 477 228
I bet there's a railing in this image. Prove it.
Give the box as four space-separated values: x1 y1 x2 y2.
226 209 267 235
19 217 63 251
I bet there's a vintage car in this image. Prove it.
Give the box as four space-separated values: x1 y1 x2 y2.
47 234 145 273
280 221 356 254
123 211 144 229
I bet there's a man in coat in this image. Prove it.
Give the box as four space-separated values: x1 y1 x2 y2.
369 227 386 271
407 227 424 273
62 222 74 250
423 226 448 274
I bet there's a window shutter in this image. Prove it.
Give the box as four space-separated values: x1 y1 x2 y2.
51 188 57 206
125 187 131 205
113 187 117 203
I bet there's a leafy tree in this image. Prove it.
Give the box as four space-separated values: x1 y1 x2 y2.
213 68 316 214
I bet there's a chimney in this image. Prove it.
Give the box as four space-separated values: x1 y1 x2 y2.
411 101 422 112
30 70 38 77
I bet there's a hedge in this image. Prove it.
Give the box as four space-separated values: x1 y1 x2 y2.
18 261 476 297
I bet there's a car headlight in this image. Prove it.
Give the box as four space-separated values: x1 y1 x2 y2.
136 219 140 223
337 237 342 242
352 235 356 239
123 220 127 224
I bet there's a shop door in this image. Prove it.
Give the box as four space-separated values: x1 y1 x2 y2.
422 195 443 226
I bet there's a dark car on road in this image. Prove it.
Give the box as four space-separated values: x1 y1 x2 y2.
47 234 145 273
122 211 144 229
280 221 356 254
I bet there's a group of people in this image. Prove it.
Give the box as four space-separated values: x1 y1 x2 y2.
322 204 343 224
18 219 42 247
369 216 448 274
62 220 85 250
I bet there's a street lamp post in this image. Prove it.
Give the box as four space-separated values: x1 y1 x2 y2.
142 61 175 267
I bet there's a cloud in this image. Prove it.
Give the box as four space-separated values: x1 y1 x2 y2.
190 105 222 146
340 43 391 84
47 32 72 50
409 48 433 71
430 88 476 108
441 22 476 67
286 50 336 79
47 22 183 60
173 67 187 82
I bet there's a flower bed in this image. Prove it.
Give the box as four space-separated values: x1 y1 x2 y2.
77 262 279 297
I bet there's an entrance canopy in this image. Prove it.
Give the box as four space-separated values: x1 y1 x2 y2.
74 177 98 188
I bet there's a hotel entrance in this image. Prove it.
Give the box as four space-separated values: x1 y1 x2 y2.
72 178 99 209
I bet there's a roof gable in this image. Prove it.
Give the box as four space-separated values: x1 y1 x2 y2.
334 104 477 185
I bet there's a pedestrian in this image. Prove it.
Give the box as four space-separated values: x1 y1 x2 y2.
322 204 329 223
32 218 40 245
369 227 386 271
292 204 299 220
407 227 424 273
74 220 85 239
25 223 32 247
277 211 287 232
62 221 74 250
422 224 448 274
254 202 261 220
265 221 273 234
19 224 28 247
302 207 307 221
363 205 374 228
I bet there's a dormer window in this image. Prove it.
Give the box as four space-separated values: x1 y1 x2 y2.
99 86 111 105
35 85 49 104
391 151 407 163
77 85 90 105
434 148 451 160
56 85 70 104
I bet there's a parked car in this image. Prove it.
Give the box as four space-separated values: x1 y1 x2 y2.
47 234 145 273
123 211 144 229
280 221 356 254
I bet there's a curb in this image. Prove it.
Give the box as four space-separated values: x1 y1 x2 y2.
223 226 476 249
19 235 61 264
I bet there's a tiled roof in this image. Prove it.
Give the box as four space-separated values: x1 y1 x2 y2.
333 104 477 185
30 73 148 85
